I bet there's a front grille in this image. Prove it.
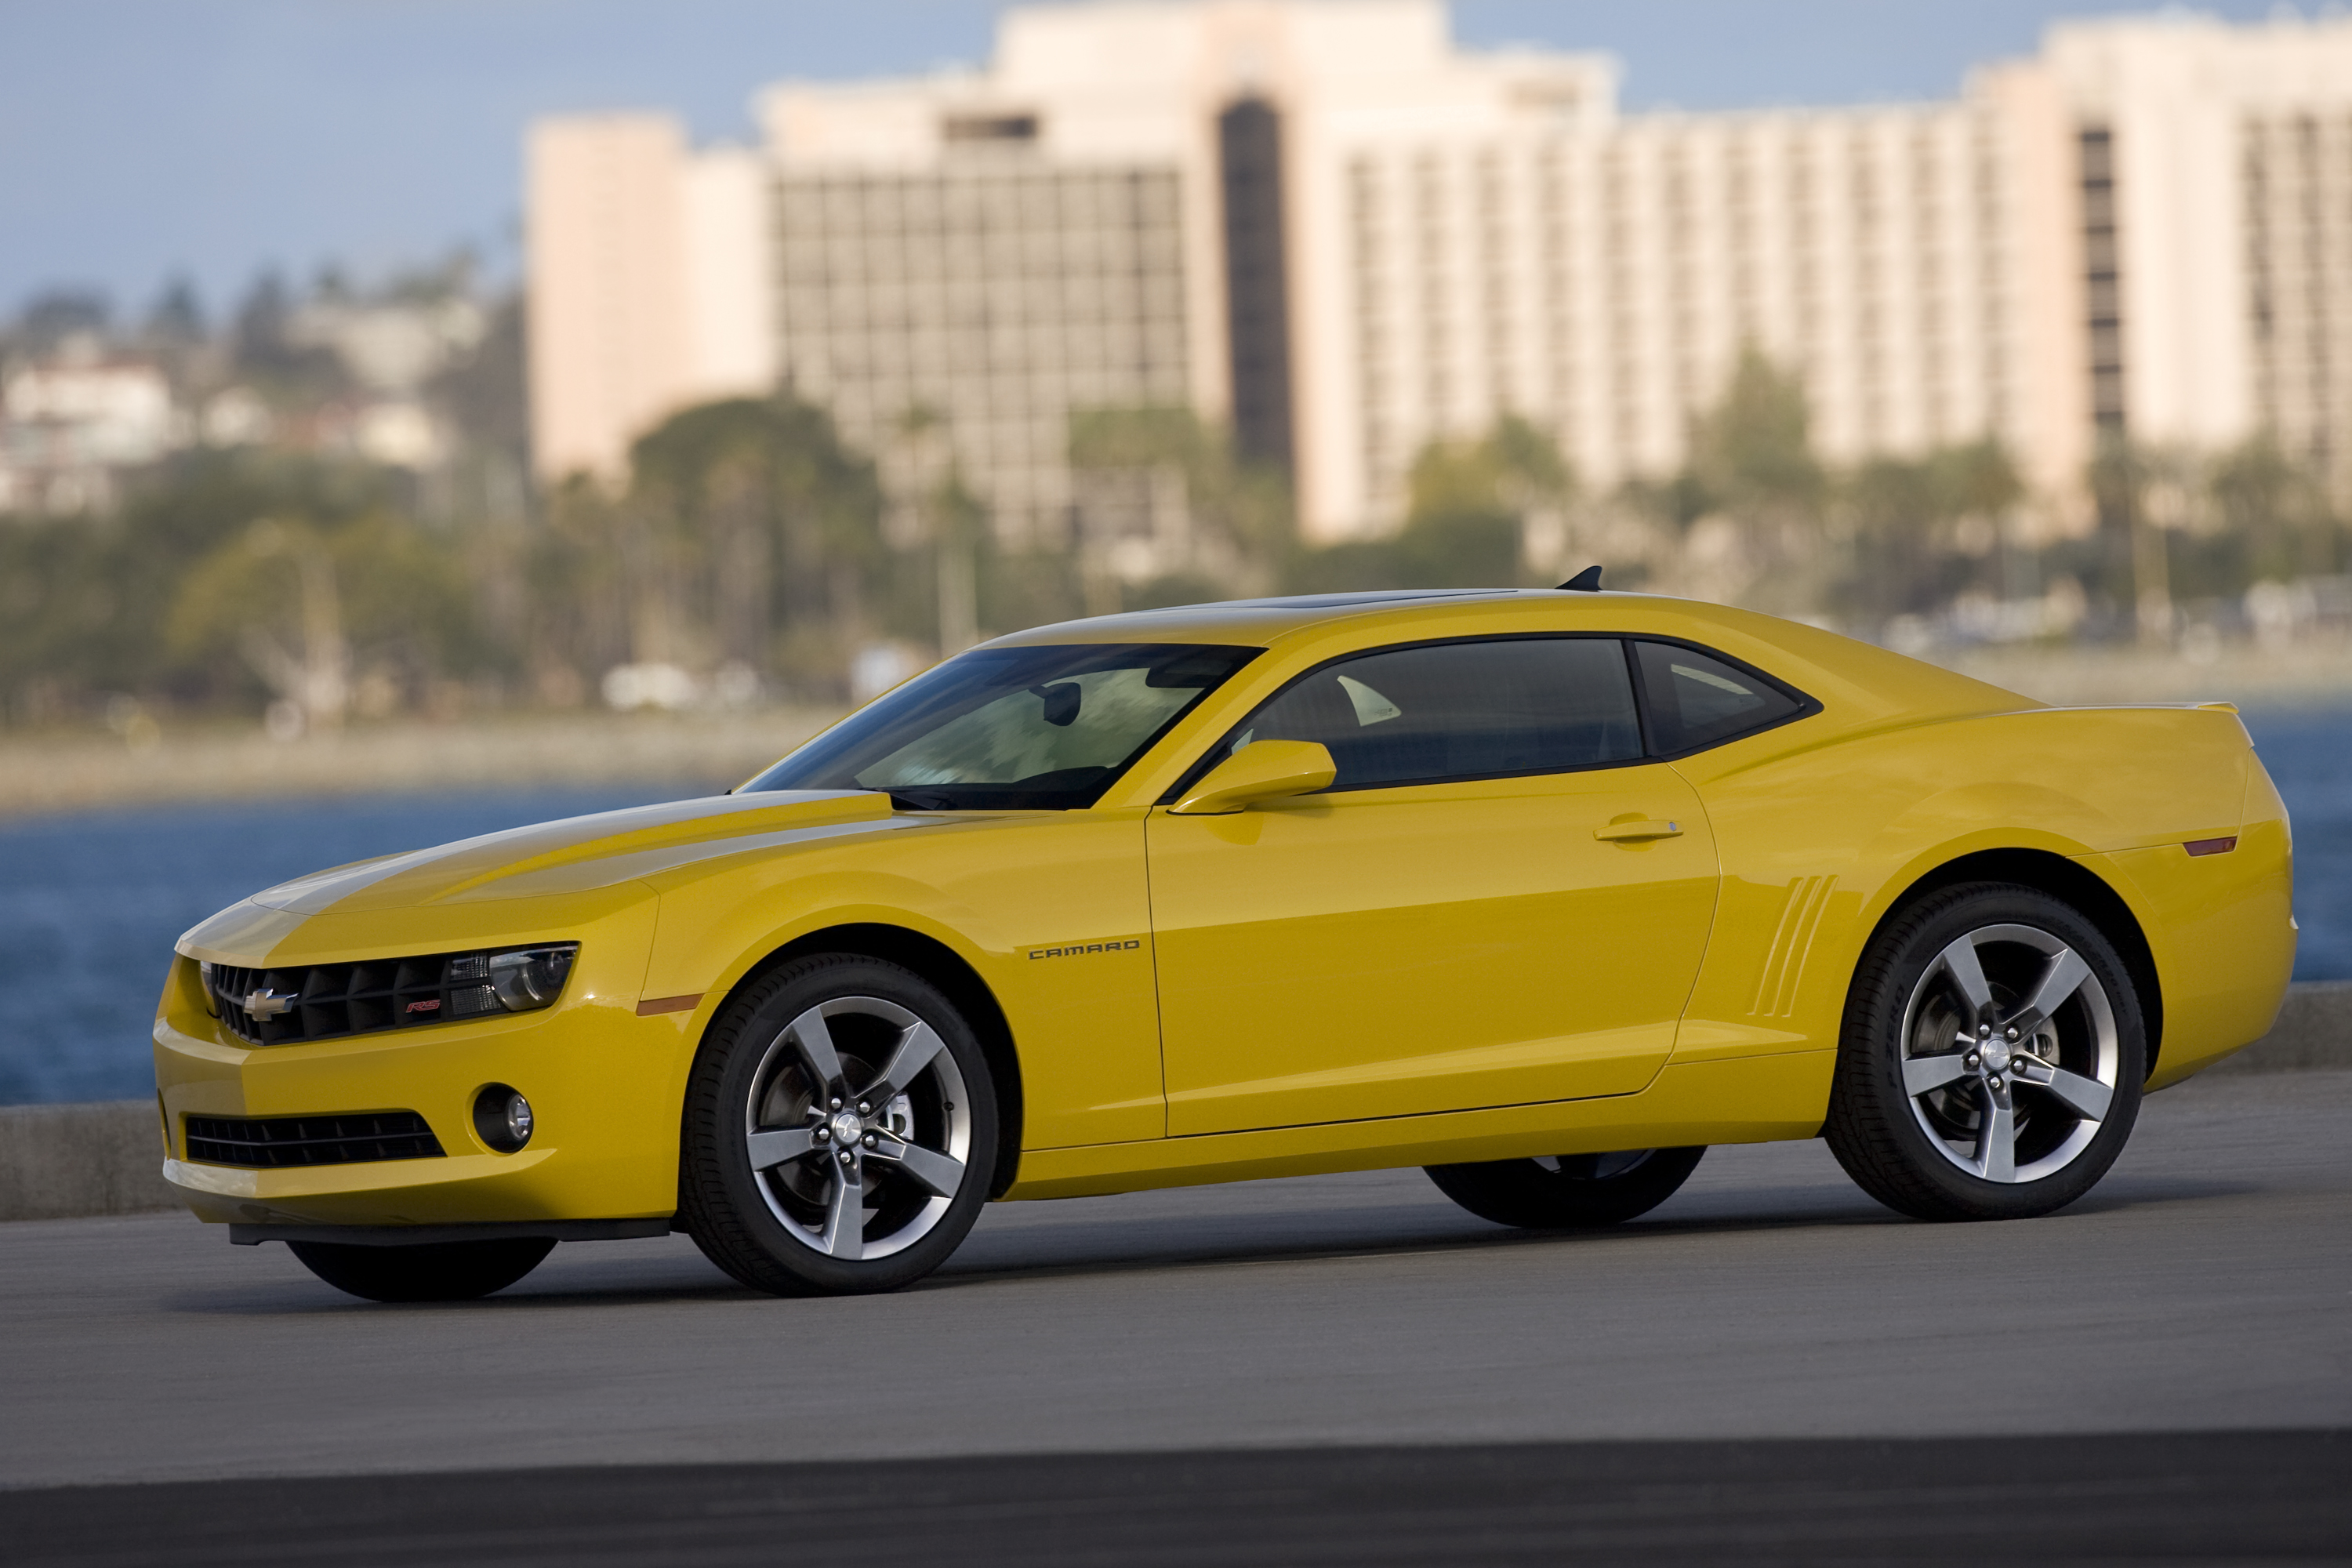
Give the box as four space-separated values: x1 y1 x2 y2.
184 1111 445 1169
204 949 521 1047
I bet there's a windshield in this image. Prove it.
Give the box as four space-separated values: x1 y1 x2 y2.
746 642 1261 810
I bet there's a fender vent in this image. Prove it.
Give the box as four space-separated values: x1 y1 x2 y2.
184 1111 444 1169
1750 875 1836 1018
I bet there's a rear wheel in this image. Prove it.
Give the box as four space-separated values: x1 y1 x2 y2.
1825 881 2145 1221
288 1237 554 1302
679 954 999 1298
1425 1147 1706 1229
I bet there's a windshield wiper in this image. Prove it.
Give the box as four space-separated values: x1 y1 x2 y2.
887 788 960 811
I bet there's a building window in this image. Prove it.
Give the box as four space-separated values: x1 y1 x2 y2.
2078 125 2125 436
1219 96 1297 474
942 112 1040 145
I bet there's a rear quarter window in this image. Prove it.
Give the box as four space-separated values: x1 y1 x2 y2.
1632 641 1810 755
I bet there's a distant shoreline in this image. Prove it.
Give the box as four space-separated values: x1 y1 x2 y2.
1 641 2346 822
1938 642 2352 711
0 709 842 822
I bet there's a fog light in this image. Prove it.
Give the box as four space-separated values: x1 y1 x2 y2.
474 1084 533 1153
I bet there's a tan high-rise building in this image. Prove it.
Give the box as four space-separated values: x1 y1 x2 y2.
2038 13 2352 486
526 116 772 479
525 3 2352 538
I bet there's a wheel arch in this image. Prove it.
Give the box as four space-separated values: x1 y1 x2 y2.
1861 848 2165 1079
704 923 1026 1200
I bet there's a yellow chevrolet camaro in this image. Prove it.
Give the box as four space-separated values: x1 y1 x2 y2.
156 588 2295 1301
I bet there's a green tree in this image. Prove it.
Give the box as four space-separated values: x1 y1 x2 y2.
1841 439 2025 620
523 474 635 702
1404 414 1574 527
1068 405 1294 607
2086 437 2202 644
1929 437 2026 522
1288 415 1574 593
621 394 891 696
1686 348 1826 521
0 450 406 719
1656 347 1831 615
1845 455 1944 619
165 514 479 724
230 270 350 410
2208 437 2333 584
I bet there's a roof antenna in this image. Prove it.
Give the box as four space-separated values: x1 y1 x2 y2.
1557 564 1603 592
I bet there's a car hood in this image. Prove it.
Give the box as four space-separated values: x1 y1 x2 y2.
246 790 902 915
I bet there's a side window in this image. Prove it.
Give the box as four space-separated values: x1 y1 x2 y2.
1632 641 1803 754
1232 637 1642 790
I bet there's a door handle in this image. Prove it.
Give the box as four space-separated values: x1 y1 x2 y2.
1595 818 1683 843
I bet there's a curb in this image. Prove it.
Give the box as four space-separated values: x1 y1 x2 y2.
0 1099 179 1222
2196 980 2352 1076
5 983 2349 1225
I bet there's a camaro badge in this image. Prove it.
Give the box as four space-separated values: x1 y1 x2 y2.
242 989 295 1020
1029 939 1143 960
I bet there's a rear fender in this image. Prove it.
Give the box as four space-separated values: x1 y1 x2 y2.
1671 703 2255 1084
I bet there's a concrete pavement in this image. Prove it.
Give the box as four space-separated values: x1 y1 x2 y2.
4 1069 2347 1494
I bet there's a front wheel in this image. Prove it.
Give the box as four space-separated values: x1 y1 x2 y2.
1825 881 2145 1221
1425 1146 1706 1229
679 954 999 1298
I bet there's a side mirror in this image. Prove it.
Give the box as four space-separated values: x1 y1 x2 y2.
1169 739 1336 815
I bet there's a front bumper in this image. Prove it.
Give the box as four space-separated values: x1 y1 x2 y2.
154 895 699 1228
227 1218 673 1247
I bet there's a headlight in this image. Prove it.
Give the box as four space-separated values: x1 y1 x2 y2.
445 944 578 1016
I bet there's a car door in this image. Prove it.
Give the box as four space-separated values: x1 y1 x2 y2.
1145 635 1720 1136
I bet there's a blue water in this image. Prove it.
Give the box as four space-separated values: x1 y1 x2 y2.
3 711 2348 1105
2247 710 2352 986
0 785 685 1106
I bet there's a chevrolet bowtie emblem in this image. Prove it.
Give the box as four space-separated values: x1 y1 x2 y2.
242 989 296 1020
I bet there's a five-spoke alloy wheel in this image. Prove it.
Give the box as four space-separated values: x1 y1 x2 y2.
681 955 998 1296
1827 882 2145 1221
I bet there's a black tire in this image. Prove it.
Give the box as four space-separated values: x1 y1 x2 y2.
1425 1146 1706 1229
1825 881 2145 1221
288 1237 554 1302
679 953 999 1298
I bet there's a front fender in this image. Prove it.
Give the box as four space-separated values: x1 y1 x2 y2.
633 811 1166 1150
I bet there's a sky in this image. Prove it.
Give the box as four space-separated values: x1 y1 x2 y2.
0 0 2291 325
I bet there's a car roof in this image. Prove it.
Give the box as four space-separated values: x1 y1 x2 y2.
988 588 1623 647
982 588 2042 724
